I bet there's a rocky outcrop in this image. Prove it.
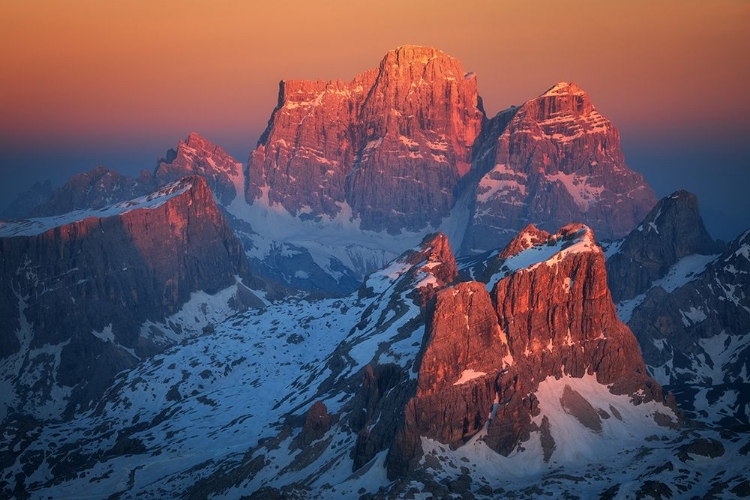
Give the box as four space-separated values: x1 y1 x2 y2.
155 132 242 205
247 45 484 233
491 226 654 394
400 281 509 452
0 176 251 420
606 189 723 303
393 232 459 306
300 401 333 445
389 225 662 476
347 233 459 473
463 82 656 253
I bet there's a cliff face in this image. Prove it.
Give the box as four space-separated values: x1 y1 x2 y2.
247 45 484 233
463 82 657 252
625 230 750 388
390 225 662 475
0 176 250 420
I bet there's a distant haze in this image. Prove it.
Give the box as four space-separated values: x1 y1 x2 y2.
1 0 748 240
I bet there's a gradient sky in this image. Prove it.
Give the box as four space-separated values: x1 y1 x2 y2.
1 0 748 239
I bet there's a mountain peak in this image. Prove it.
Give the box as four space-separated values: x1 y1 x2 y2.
607 190 721 302
541 81 586 97
183 131 212 150
465 75 656 250
498 223 552 259
386 45 449 65
666 189 699 209
403 232 458 287
249 45 483 232
154 132 241 205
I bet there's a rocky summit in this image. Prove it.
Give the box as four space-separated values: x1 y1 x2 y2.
155 132 243 206
247 48 654 246
463 82 656 252
248 45 484 233
390 224 664 476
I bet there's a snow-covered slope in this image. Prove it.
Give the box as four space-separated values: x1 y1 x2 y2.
6 226 744 499
2 233 451 498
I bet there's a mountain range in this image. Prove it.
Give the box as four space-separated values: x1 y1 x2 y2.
0 46 747 498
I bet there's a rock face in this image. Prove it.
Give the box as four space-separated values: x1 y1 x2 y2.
463 82 656 253
247 45 484 233
239 49 656 293
300 401 333 445
606 189 722 303
0 176 251 420
388 224 662 476
155 132 242 206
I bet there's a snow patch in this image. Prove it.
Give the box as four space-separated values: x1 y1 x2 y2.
453 369 487 386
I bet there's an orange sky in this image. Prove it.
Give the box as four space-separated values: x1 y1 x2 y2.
1 0 749 237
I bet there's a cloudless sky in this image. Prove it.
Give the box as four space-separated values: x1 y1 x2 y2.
1 0 748 239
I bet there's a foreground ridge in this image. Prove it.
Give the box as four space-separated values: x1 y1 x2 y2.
2 225 710 499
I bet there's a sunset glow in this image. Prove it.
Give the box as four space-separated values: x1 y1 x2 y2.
1 0 748 237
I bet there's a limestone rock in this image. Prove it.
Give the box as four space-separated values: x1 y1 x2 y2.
300 401 333 445
464 82 656 252
247 45 484 233
388 225 662 475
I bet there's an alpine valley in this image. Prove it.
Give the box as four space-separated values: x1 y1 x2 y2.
1 46 748 499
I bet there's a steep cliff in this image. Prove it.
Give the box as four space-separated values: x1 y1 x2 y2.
391 225 664 475
247 45 484 233
606 192 748 426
